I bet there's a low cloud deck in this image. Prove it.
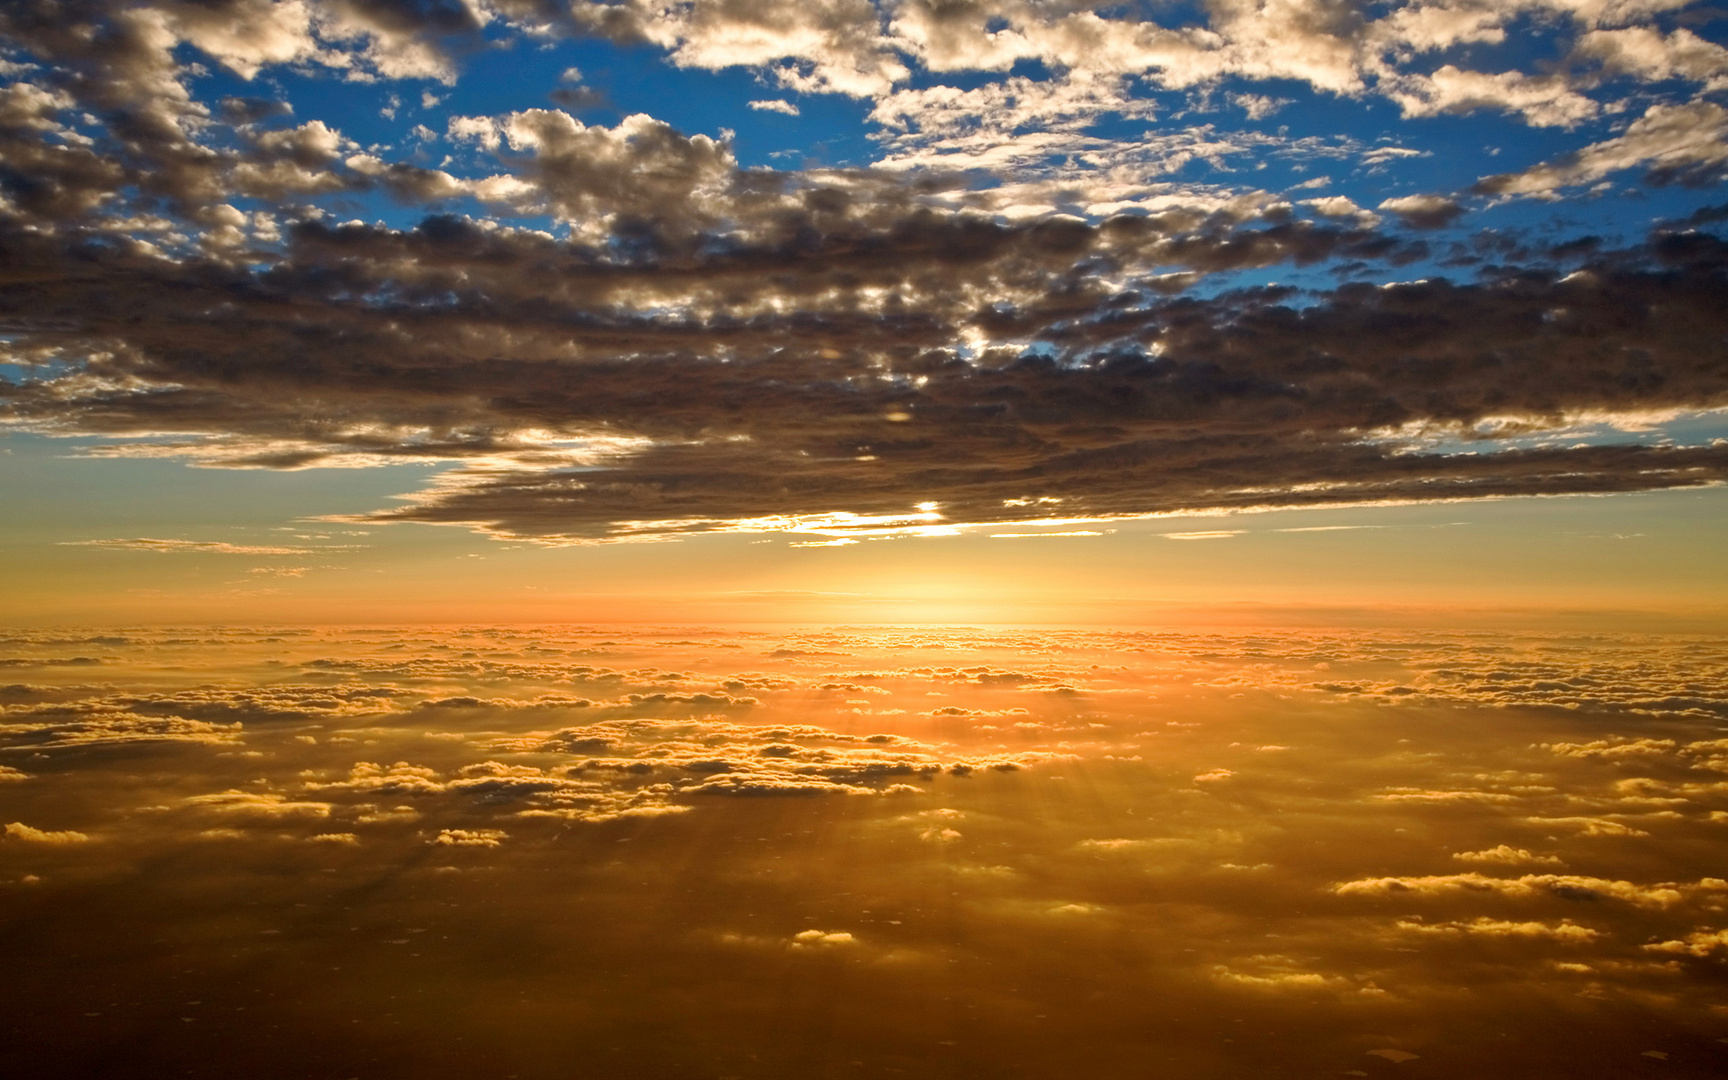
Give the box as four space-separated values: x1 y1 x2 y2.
3 626 1726 1078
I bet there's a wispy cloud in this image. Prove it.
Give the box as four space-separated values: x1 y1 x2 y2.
58 538 349 555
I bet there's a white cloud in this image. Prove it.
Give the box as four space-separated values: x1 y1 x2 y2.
1477 101 1728 195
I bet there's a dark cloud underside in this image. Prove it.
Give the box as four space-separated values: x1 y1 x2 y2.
1 0 1726 539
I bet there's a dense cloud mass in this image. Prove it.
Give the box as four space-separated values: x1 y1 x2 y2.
1 0 1726 541
3 626 1728 1078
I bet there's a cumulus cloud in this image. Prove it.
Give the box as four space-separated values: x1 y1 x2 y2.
1383 66 1600 128
1573 27 1728 91
4 821 91 843
570 0 909 97
1643 927 1728 956
4 626 1728 1077
443 109 735 237
1212 967 1353 991
1453 845 1566 867
498 716 1042 799
0 706 243 749
10 206 1725 541
289 722 992 821
1377 193 1465 229
1332 871 1717 908
1525 815 1658 837
1311 646 1728 721
1303 194 1381 226
0 0 1711 218
1394 916 1600 941
1546 738 1678 760
0 4 1723 553
181 791 334 817
0 2 1725 545
1475 101 1728 195
433 827 508 846
541 0 1727 132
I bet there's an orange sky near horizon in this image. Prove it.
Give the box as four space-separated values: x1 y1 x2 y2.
5 453 1725 627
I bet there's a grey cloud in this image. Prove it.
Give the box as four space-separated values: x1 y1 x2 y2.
570 0 1718 128
1378 193 1465 229
218 96 294 125
8 208 1727 540
567 0 908 97
0 0 1700 241
1571 26 1728 90
1474 101 1728 196
0 0 1715 171
464 108 736 235
3 6 1728 545
0 1 542 228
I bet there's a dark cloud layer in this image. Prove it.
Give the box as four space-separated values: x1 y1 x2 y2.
3 208 1726 538
1 3 1726 539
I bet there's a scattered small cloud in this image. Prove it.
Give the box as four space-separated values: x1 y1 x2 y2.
59 539 326 555
4 822 91 844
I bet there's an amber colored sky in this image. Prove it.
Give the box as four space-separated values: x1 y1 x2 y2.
4 425 1725 625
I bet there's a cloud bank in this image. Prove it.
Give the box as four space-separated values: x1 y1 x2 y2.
1 1 1725 542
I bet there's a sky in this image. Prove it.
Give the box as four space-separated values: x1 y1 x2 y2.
4 8 1728 1075
0 0 1726 625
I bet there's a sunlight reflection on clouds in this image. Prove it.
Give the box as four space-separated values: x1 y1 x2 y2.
2 624 1727 1077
